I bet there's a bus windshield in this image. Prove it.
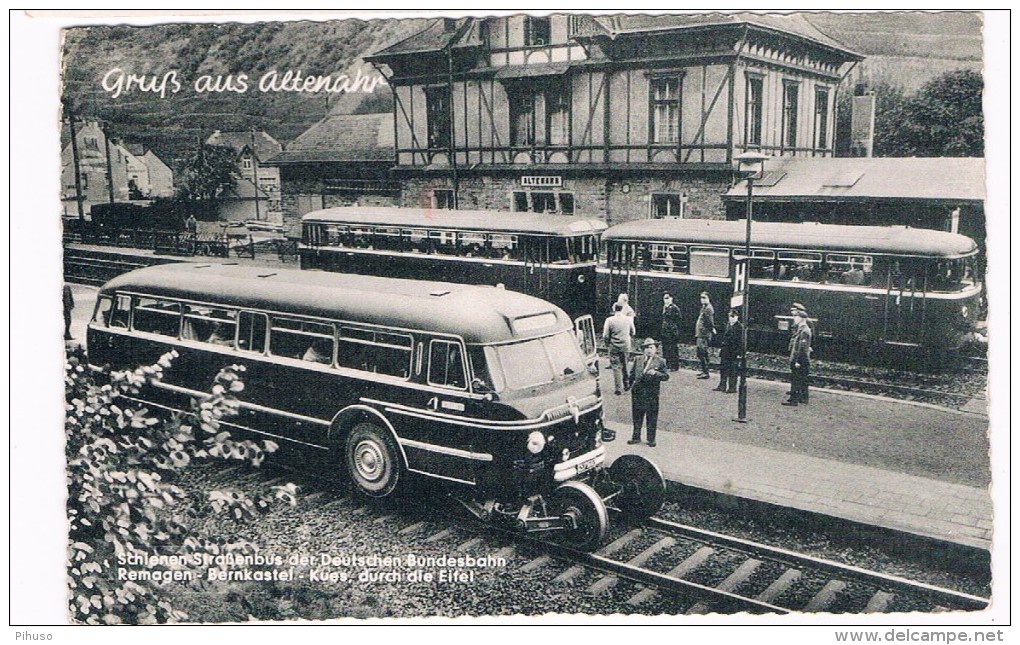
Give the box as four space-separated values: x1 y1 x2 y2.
477 331 587 392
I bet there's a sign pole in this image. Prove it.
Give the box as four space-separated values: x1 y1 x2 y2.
735 175 753 423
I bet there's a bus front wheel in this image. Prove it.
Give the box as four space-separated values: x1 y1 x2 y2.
344 422 401 498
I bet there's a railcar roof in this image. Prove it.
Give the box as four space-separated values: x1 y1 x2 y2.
602 219 978 257
99 264 572 344
300 207 608 237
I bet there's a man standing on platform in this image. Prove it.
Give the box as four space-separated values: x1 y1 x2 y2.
694 291 716 379
602 302 635 396
715 308 741 393
784 306 812 406
660 293 682 371
628 338 670 447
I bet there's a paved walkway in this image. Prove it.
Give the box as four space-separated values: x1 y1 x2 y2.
601 362 993 550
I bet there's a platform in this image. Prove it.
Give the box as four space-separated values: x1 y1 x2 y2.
601 362 992 550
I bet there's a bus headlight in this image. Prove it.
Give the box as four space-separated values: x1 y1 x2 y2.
961 305 969 319
527 431 546 454
577 274 586 283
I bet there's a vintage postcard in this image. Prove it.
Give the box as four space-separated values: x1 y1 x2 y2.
9 8 1009 636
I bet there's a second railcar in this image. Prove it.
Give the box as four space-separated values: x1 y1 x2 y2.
597 219 982 354
299 207 605 321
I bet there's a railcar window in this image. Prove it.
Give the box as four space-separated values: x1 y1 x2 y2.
567 235 598 263
338 326 412 378
733 249 777 280
429 230 458 256
271 317 335 363
690 247 730 278
549 238 571 264
406 228 429 254
826 253 873 286
428 340 467 389
182 305 237 347
929 258 975 292
649 243 688 273
322 224 347 247
372 227 403 252
133 297 181 337
777 251 823 283
490 234 519 260
459 231 487 257
237 311 268 353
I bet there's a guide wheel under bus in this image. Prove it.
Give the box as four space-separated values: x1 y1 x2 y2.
608 454 666 521
548 480 609 551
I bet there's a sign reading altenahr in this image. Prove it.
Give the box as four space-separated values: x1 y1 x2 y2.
520 176 563 187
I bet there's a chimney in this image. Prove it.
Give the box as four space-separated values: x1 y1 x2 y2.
850 90 876 158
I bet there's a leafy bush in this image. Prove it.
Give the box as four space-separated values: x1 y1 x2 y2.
65 351 296 624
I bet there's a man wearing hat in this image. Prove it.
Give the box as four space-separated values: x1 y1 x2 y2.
629 337 670 447
784 305 813 406
714 308 742 393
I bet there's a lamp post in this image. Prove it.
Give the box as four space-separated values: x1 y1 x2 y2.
733 151 768 423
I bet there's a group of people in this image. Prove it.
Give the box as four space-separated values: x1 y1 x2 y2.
601 290 814 446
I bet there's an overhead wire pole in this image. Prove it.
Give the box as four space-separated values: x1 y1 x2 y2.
250 127 262 221
733 152 768 424
64 100 85 221
102 120 115 203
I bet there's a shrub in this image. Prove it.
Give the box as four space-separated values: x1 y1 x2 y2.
65 351 295 624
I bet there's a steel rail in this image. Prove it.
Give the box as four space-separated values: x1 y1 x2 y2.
647 517 990 611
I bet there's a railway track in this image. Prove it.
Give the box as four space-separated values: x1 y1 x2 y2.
63 251 160 286
219 464 988 616
673 356 984 408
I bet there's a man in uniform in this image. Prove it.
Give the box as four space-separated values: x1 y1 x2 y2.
714 308 742 394
784 306 812 406
659 293 682 371
602 302 635 395
694 291 716 379
628 338 670 447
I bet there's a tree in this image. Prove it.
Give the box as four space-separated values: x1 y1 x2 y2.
883 69 984 157
175 143 240 203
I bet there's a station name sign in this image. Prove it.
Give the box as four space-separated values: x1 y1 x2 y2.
520 176 562 188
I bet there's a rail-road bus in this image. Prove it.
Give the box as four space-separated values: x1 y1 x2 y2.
87 263 664 549
597 219 982 356
299 207 606 320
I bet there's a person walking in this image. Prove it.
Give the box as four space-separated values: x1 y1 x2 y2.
784 306 813 406
628 338 670 447
63 283 75 341
615 293 636 318
660 293 682 371
694 291 716 379
714 308 742 393
602 302 635 395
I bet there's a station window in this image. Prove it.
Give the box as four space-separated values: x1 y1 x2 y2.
650 76 681 144
512 191 574 215
132 297 181 337
182 305 237 347
338 326 412 378
783 81 800 149
745 75 764 146
651 193 686 219
271 317 334 363
432 189 455 210
525 16 551 46
428 339 467 389
425 86 450 149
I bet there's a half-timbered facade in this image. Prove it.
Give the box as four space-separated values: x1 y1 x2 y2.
367 13 862 224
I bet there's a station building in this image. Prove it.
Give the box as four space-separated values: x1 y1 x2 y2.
364 13 863 224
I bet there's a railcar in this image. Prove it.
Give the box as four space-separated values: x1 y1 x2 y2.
299 207 606 321
87 264 663 549
597 220 982 356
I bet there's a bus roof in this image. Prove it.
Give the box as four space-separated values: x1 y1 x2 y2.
602 219 978 257
300 206 608 237
99 263 573 344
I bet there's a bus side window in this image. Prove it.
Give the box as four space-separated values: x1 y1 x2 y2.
429 340 466 390
133 297 181 337
237 311 268 353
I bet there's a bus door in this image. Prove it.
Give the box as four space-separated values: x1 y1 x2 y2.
522 236 551 300
883 264 926 345
574 314 597 368
606 241 641 313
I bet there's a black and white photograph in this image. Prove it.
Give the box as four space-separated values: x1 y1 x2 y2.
9 8 1010 635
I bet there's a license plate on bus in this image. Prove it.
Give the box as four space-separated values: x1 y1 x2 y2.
575 456 599 475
